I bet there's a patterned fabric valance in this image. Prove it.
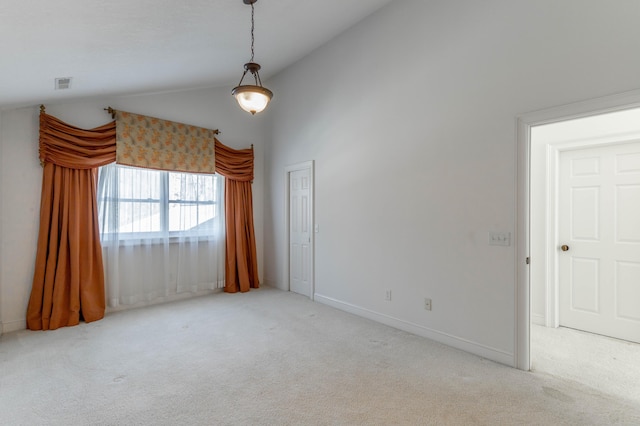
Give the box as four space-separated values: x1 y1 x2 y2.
115 110 218 174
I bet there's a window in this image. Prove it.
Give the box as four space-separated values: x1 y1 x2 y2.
98 164 223 239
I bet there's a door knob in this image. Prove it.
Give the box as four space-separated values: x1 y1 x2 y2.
561 245 570 252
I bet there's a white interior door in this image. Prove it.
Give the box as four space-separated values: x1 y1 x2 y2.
289 168 312 297
558 141 640 343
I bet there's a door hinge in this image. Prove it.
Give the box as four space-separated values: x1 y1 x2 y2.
526 257 530 265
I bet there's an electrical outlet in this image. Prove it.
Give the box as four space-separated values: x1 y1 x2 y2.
385 290 392 301
424 298 432 311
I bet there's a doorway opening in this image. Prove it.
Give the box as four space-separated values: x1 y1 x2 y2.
517 93 640 402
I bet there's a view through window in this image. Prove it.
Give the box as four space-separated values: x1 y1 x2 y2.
98 164 222 239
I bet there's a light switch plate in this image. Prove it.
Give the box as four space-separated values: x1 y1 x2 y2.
489 232 511 246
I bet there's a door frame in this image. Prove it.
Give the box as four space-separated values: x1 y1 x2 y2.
284 160 315 300
516 88 640 370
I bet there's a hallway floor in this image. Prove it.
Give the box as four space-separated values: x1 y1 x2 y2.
531 324 640 405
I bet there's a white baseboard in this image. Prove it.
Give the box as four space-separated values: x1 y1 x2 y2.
314 293 515 367
2 318 27 334
262 279 285 290
262 279 277 287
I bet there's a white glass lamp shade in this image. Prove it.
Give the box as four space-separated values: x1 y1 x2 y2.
232 85 273 115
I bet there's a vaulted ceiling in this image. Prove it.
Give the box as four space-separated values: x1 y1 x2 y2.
0 0 395 108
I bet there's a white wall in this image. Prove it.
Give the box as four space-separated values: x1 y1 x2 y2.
264 0 640 365
0 107 41 333
0 86 266 333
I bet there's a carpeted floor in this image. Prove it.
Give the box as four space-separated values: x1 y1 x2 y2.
531 323 640 403
1 287 639 425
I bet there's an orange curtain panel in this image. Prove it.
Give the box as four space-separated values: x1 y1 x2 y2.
27 112 116 330
215 140 260 293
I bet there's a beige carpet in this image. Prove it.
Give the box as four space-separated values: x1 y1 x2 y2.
1 287 639 425
531 323 640 403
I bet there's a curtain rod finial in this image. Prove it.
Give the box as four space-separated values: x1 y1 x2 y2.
104 107 115 119
40 105 45 113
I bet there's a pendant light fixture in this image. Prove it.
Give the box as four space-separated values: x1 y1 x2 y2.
232 0 273 115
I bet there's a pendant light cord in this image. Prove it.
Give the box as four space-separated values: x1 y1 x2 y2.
250 1 255 63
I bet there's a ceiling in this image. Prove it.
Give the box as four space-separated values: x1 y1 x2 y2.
0 0 395 109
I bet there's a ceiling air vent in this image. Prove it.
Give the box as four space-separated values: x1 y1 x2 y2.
54 77 72 90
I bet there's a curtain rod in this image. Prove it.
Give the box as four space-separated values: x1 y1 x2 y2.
104 107 220 134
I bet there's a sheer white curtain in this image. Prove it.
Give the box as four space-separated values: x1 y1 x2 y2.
97 163 225 309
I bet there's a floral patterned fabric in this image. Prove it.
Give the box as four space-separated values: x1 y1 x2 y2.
115 110 217 174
